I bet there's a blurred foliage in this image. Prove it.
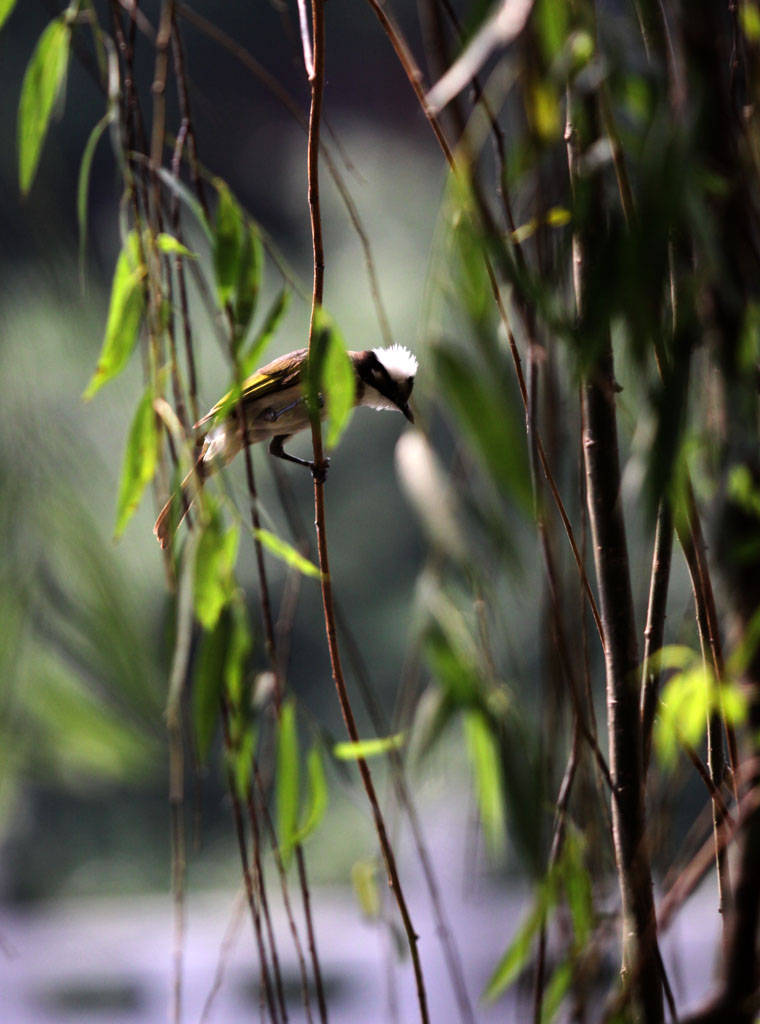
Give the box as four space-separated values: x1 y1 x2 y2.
3 0 760 1020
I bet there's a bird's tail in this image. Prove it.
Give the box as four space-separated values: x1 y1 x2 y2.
153 460 206 550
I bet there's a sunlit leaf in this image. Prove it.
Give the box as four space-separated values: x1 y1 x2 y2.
464 709 506 858
213 179 243 309
526 78 561 141
83 231 145 400
18 16 71 195
351 859 380 919
277 699 300 865
333 733 405 760
78 111 115 279
308 308 356 449
114 385 160 538
194 513 239 631
295 744 329 843
653 652 746 769
0 0 18 32
253 528 322 579
155 233 196 259
740 2 760 41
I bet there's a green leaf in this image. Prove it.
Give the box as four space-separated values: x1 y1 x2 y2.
83 231 145 399
435 346 533 511
193 610 231 762
234 223 264 337
294 744 329 843
464 709 506 858
351 859 380 919
277 699 300 866
213 179 243 309
113 385 160 538
253 528 322 579
193 599 251 759
156 233 196 259
0 0 19 33
540 960 573 1024
333 733 405 760
240 286 291 379
655 658 748 769
78 111 115 280
483 872 561 1002
560 828 593 949
308 308 356 449
740 2 760 41
156 166 213 243
194 512 239 631
225 598 252 707
231 725 256 800
18 16 71 195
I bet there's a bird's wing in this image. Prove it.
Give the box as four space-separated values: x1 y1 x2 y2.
195 349 308 428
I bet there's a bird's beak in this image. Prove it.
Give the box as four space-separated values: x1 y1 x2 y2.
399 401 415 424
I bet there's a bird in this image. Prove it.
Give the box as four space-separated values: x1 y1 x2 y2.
153 343 418 548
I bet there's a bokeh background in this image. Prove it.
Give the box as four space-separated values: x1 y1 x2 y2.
0 2 725 1022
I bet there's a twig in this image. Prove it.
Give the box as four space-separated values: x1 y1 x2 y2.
305 1 429 1019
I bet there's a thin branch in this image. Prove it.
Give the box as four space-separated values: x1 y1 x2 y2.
305 1 429 1019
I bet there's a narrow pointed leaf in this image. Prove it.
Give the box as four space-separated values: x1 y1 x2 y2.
464 709 506 857
0 0 19 32
309 308 356 449
351 860 380 918
156 167 213 242
213 180 242 308
225 598 252 706
277 699 300 866
483 873 560 1002
83 231 145 399
294 744 329 843
78 111 114 278
333 733 405 760
234 223 264 336
194 513 239 631
114 385 160 538
193 610 231 762
253 528 322 579
240 286 291 379
18 16 71 195
156 233 196 258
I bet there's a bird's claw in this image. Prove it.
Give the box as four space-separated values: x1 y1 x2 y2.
310 457 330 484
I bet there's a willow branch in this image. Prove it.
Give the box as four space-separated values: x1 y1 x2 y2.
305 2 429 1019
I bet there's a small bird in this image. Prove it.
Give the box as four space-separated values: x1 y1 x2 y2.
153 343 418 548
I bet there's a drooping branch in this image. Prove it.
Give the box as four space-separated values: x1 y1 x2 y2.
303 2 430 1020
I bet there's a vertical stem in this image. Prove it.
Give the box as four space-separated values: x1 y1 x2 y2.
305 2 429 1020
567 89 664 1021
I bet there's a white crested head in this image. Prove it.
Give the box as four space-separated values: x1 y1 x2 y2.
372 344 418 383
